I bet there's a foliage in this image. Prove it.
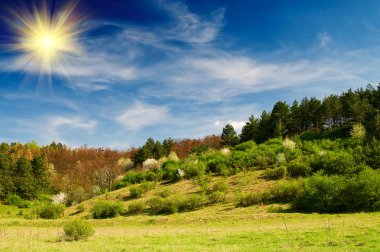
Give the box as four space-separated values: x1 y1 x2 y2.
92 200 125 219
221 124 240 147
350 123 366 140
263 166 287 179
129 182 156 198
127 201 146 214
38 203 65 219
63 220 95 241
235 192 269 207
294 169 380 212
5 194 31 208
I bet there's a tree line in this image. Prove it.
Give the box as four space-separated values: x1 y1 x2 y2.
221 84 380 146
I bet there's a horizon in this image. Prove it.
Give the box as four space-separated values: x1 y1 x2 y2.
1 0 380 148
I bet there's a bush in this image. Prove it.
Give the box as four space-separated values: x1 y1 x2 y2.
263 166 287 179
161 161 181 181
92 200 125 219
147 197 177 214
269 180 302 202
127 201 146 214
129 182 156 199
294 169 380 213
236 192 268 207
5 194 31 208
208 180 229 194
129 185 144 199
156 188 172 198
38 204 65 219
208 191 226 203
181 159 206 178
147 195 207 215
287 159 311 177
63 220 95 241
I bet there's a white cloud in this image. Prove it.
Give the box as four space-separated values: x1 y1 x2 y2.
228 120 246 132
116 102 169 130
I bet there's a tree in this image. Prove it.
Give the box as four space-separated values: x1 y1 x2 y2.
221 124 239 147
308 97 323 131
289 100 301 135
240 115 259 143
32 155 50 193
322 95 343 129
153 141 165 159
0 154 15 198
14 157 36 199
257 111 272 143
270 101 290 137
163 138 175 156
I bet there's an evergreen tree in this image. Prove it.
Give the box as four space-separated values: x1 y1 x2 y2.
0 154 15 198
14 157 36 199
270 101 290 137
153 141 165 159
32 155 50 194
221 124 239 147
257 111 272 143
163 138 175 156
240 115 259 143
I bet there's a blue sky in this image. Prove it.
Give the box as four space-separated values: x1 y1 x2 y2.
1 0 380 148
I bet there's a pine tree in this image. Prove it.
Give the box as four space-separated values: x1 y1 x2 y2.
32 155 50 194
14 157 36 199
240 115 259 143
221 124 239 147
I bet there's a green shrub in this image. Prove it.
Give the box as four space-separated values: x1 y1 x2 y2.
127 201 146 214
156 188 172 198
161 161 180 181
181 159 206 178
92 200 125 219
236 192 269 207
208 191 226 203
233 141 256 151
63 220 95 241
208 180 229 194
287 159 311 177
129 182 155 199
147 197 177 214
263 166 287 179
129 185 144 198
176 194 207 212
147 194 207 215
5 194 31 208
269 179 302 202
38 204 65 219
294 169 380 213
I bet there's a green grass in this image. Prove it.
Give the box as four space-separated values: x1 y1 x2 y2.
0 170 379 251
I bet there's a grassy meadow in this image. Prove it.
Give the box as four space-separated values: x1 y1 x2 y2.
1 170 379 251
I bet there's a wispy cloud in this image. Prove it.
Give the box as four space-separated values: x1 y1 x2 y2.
116 102 169 130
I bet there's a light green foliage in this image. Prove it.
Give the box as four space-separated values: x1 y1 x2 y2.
5 194 31 208
63 220 95 241
38 203 65 219
127 201 146 214
350 123 366 140
92 200 125 219
263 166 287 179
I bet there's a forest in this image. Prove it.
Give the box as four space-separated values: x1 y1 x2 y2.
1 84 380 214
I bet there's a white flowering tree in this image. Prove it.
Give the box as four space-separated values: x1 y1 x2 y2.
143 158 160 171
52 192 67 204
350 123 366 140
283 138 296 150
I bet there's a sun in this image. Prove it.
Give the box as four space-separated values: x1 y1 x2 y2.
10 1 84 77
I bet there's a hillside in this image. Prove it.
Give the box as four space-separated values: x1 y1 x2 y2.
0 169 379 251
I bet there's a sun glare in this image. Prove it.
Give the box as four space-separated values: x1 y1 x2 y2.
10 1 84 77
